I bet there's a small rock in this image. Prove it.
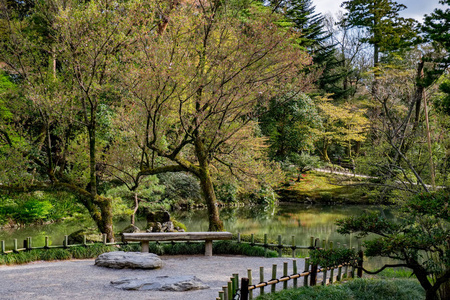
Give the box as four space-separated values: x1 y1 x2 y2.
121 224 140 234
95 251 163 269
111 275 209 291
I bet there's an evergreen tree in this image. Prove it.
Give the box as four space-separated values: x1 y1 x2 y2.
341 0 418 67
271 0 351 100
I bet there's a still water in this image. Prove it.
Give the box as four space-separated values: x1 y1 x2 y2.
0 204 394 252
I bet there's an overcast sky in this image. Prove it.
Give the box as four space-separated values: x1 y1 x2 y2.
313 0 446 22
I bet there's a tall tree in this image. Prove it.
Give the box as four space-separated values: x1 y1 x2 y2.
112 0 314 230
341 0 417 67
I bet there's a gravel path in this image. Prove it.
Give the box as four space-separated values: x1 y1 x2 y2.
0 255 304 300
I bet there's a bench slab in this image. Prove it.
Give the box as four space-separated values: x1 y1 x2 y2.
122 232 232 256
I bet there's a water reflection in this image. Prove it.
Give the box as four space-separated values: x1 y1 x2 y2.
0 203 395 259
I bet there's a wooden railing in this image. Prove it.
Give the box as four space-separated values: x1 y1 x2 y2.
218 237 363 300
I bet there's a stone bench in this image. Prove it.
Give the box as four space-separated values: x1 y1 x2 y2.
122 232 232 256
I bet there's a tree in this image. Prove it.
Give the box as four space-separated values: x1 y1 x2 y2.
312 97 369 162
341 0 418 67
259 93 319 161
110 1 313 230
0 0 152 241
336 191 450 300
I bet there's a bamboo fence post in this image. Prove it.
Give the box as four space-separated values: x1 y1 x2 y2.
357 250 364 278
222 286 228 300
260 267 265 295
237 233 241 243
314 238 320 248
251 234 254 246
264 234 268 256
329 241 334 284
241 278 249 300
1 240 5 254
337 265 342 281
219 290 224 300
227 281 233 300
247 269 253 300
233 274 239 296
322 239 327 249
291 236 296 257
304 257 310 287
28 237 32 250
351 247 356 278
278 235 282 257
283 262 288 290
310 263 318 286
271 264 277 293
293 260 298 289
45 236 49 249
322 267 328 286
13 239 18 252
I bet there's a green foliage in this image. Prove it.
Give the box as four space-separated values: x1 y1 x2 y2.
336 193 450 299
259 93 320 160
0 244 116 265
309 247 358 268
215 183 238 203
256 278 424 300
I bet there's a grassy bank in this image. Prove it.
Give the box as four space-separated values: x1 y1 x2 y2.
277 171 389 204
256 278 424 300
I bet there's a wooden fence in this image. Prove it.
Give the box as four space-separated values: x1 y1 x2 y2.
218 238 363 300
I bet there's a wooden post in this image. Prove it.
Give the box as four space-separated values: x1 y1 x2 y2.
283 262 288 290
259 267 265 295
102 233 107 245
241 278 249 300
23 239 28 250
237 232 241 243
344 264 349 279
271 264 277 293
291 236 296 257
322 239 327 249
304 258 310 287
322 268 328 286
310 263 318 286
28 237 32 250
63 235 69 248
278 235 282 257
314 238 320 248
247 269 253 300
227 281 233 300
13 239 18 253
45 236 49 249
310 236 314 248
357 250 364 278
251 234 254 246
264 234 268 257
330 267 334 284
1 240 5 254
293 260 298 289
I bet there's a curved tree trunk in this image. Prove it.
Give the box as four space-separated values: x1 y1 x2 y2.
194 137 224 231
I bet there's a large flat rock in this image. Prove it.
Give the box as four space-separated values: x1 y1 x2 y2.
111 275 209 291
95 251 163 269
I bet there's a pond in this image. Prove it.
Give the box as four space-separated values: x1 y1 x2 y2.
0 203 394 253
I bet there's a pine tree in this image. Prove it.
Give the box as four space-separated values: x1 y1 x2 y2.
271 0 351 100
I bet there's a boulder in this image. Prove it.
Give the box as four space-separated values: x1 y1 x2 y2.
111 275 209 291
94 251 162 269
68 229 103 244
121 224 140 234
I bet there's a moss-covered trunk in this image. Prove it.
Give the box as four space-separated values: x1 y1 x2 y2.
194 138 224 231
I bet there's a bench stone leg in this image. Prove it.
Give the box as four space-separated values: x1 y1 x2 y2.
205 240 213 256
141 241 149 253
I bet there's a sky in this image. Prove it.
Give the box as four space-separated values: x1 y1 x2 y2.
313 0 446 22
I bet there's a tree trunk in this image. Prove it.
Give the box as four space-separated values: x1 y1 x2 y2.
195 138 224 231
96 195 115 242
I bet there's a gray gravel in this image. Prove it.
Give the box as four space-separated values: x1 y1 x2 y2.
0 255 304 300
